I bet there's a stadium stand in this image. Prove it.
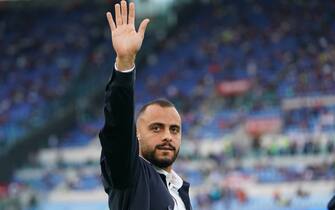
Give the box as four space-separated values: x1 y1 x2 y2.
0 0 334 210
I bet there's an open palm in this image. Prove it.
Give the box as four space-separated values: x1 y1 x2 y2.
107 1 149 60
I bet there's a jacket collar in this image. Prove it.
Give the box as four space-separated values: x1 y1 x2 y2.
142 158 192 210
178 181 191 210
154 166 183 190
157 173 192 210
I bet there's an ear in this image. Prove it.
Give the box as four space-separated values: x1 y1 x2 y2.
136 129 141 140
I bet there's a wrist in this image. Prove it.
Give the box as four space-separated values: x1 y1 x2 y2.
116 55 136 71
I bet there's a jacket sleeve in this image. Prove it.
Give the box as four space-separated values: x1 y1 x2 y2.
328 195 335 210
99 68 139 189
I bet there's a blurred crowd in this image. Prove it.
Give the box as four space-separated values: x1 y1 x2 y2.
1 0 335 210
134 0 335 139
0 2 109 146
1 0 334 145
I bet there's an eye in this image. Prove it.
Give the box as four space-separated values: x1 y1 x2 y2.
170 126 180 134
151 125 161 132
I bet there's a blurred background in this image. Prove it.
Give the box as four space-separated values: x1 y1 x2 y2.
0 0 334 209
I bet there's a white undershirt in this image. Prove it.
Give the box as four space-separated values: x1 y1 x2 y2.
114 63 135 72
154 167 186 210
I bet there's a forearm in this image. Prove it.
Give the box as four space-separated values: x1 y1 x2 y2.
100 69 135 151
99 69 138 186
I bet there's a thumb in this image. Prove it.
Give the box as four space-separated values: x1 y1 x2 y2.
138 19 150 38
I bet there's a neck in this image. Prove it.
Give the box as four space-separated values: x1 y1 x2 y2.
162 166 172 173
152 164 172 173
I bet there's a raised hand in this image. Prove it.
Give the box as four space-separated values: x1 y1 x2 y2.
106 0 150 71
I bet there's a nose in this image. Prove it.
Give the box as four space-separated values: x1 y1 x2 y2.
162 129 173 142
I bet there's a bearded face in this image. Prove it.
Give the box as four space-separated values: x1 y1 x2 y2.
141 141 180 169
136 104 182 171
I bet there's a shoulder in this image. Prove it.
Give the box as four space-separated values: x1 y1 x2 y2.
138 157 168 180
138 156 156 172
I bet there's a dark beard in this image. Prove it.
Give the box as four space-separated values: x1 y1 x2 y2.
143 146 179 169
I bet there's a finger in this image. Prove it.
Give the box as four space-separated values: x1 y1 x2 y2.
128 2 135 26
106 12 116 31
115 3 122 26
138 19 150 38
121 0 128 24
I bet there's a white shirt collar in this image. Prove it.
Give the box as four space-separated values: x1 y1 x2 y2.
153 166 187 210
154 166 183 190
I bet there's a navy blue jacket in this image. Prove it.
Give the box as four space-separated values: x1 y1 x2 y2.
329 195 335 210
99 69 192 210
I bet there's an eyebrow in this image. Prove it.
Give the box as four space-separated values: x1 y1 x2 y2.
148 122 181 129
149 122 164 128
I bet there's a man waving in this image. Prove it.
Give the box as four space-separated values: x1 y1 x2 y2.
99 1 192 209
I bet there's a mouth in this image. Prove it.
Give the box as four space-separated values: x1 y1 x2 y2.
157 148 174 151
156 144 175 151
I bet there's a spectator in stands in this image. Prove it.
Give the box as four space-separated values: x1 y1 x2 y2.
99 1 191 210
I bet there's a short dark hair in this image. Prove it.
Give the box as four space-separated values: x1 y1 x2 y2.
136 98 176 120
